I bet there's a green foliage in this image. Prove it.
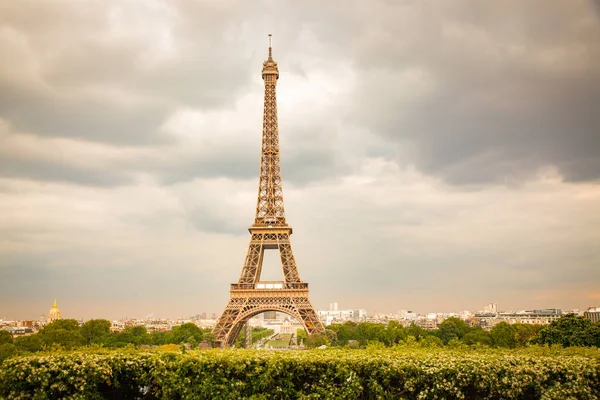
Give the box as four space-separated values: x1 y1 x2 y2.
406 323 428 340
0 344 17 364
1 348 598 399
41 319 80 332
462 326 492 346
418 335 444 348
490 322 517 348
127 325 148 337
201 332 215 347
80 319 111 345
305 330 337 348
107 327 148 348
329 321 407 347
0 331 13 345
385 320 407 345
327 321 357 346
535 314 600 347
514 323 543 347
296 328 308 342
4 316 598 363
14 335 43 353
326 319 600 350
167 323 203 345
437 317 470 344
38 319 84 350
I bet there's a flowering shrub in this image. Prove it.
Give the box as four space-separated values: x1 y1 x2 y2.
0 347 598 399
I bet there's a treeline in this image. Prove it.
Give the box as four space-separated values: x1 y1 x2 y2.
302 314 600 349
0 319 215 361
2 314 598 362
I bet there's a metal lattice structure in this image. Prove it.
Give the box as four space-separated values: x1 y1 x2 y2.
213 37 324 347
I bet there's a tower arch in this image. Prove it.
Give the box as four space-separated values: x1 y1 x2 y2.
225 306 307 347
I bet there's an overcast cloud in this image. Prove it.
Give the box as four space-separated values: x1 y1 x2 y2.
1 0 599 320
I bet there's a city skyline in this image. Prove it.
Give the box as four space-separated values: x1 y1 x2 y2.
0 298 588 323
1 1 600 320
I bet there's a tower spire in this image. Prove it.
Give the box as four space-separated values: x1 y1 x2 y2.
258 33 282 225
268 34 273 60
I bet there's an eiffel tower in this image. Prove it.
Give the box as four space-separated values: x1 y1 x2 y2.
212 36 324 347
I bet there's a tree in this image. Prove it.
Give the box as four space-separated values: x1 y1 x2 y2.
80 319 111 345
419 335 444 348
0 330 13 345
108 326 149 347
41 330 85 349
148 331 167 346
0 343 17 363
356 323 386 346
535 314 599 347
296 328 308 342
513 324 541 347
306 331 333 348
406 323 427 340
324 329 338 346
587 323 600 347
201 332 215 347
169 323 203 344
187 336 198 349
462 326 492 346
490 322 516 348
39 319 84 349
328 322 358 346
437 318 470 344
128 326 147 337
384 321 407 346
41 319 80 333
14 335 43 353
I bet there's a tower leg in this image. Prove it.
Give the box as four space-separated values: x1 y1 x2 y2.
245 322 252 348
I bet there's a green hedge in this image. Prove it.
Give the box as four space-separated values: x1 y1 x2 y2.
1 348 599 399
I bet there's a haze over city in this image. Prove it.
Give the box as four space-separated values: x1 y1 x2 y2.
1 1 599 321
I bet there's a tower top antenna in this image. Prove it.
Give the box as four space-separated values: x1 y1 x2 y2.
268 34 273 59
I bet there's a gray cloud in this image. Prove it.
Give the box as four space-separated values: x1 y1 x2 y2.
0 156 133 187
340 0 600 183
0 0 255 145
2 1 599 186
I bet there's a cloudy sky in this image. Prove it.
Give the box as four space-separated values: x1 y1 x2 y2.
1 0 599 320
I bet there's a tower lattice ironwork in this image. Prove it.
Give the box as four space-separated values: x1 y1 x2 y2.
213 36 324 347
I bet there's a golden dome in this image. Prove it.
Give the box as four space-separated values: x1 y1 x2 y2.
48 299 61 322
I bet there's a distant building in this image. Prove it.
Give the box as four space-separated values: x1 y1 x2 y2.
18 320 35 328
584 307 600 323
488 309 562 326
318 307 367 326
415 318 437 330
3 326 33 336
47 299 61 323
482 303 498 314
403 311 418 320
280 317 303 334
110 321 124 332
